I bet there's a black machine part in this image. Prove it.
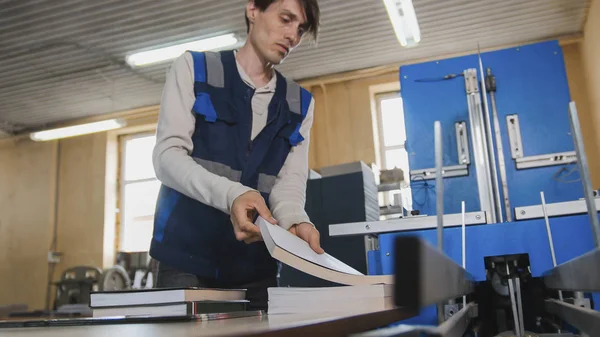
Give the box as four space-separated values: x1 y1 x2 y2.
472 254 569 336
100 265 131 291
54 266 103 309
485 68 496 93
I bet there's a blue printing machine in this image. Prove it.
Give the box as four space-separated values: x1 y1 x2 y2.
366 40 599 325
368 214 599 325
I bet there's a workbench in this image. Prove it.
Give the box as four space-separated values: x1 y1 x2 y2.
0 308 414 337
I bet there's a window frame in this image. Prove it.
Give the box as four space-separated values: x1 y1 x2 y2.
374 91 407 172
373 90 412 211
118 131 158 252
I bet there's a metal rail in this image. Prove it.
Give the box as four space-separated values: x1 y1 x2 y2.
543 248 600 292
393 236 475 309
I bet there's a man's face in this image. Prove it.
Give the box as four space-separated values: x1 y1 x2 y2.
247 0 308 64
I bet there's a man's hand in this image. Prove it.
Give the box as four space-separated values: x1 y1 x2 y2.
231 191 277 244
289 222 325 254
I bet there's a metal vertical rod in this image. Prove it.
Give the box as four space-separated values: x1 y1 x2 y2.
435 121 445 326
478 50 503 223
465 69 497 224
487 68 512 222
573 292 591 337
568 101 600 247
435 121 444 251
507 265 522 337
476 94 497 223
461 201 467 308
541 191 564 301
515 277 526 336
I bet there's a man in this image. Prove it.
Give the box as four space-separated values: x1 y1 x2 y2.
150 0 322 311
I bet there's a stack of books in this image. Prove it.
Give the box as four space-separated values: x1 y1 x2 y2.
267 284 395 315
90 287 248 318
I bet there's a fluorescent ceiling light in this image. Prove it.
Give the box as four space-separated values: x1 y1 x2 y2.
30 119 126 141
383 0 421 47
125 33 239 67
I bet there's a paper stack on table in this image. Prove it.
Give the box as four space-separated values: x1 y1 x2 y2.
267 284 395 315
257 216 395 314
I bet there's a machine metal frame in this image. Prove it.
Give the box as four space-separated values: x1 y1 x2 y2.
351 303 477 337
464 69 498 224
543 248 600 292
514 198 600 220
328 212 486 237
485 68 513 222
408 122 470 181
506 114 578 170
545 299 600 336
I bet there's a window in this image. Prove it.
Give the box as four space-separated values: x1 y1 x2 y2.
374 91 412 211
119 133 160 252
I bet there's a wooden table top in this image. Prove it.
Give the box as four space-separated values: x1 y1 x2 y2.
0 308 415 337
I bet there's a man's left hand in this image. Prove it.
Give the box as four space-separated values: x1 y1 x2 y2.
288 222 324 254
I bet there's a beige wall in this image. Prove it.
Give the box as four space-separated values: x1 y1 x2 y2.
0 140 57 310
562 42 600 187
0 133 114 310
54 133 109 282
305 73 399 170
582 0 600 177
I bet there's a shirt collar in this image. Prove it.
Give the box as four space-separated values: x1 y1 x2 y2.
234 50 277 93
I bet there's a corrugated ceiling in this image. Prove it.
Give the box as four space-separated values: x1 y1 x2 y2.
0 0 590 133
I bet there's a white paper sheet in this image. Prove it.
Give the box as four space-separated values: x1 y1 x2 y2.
257 217 364 276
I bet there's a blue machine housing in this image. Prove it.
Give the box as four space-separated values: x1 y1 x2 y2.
402 40 581 217
369 214 599 325
367 40 599 325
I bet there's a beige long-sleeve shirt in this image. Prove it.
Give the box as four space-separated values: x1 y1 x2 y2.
152 51 314 230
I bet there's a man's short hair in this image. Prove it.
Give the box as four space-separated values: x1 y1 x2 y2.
245 0 320 41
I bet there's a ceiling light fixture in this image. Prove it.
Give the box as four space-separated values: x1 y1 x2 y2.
30 119 126 141
383 0 421 47
125 33 239 68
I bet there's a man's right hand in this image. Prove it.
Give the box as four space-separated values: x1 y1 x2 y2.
230 191 277 244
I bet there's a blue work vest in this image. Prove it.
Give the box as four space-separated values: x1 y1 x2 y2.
149 50 312 285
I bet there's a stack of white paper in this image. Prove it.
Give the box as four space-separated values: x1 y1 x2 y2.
267 284 395 315
257 216 395 315
257 217 393 286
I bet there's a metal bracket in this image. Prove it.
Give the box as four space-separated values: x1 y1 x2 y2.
409 121 470 181
573 295 592 310
515 151 577 169
455 121 470 165
515 197 600 220
506 114 577 169
410 164 468 181
507 114 524 159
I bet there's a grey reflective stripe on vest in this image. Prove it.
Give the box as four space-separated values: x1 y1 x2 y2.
285 78 301 115
193 158 241 182
257 173 277 194
205 52 224 88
